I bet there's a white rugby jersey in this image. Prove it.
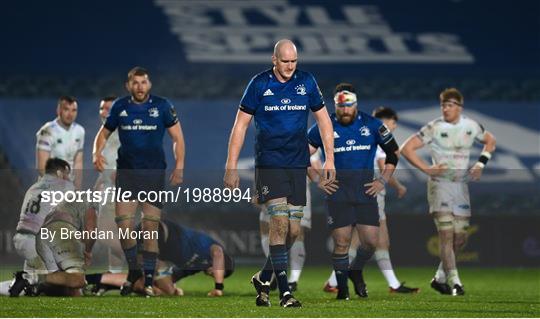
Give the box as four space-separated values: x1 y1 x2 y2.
99 130 120 187
36 119 85 173
417 115 486 182
17 174 75 234
44 201 92 231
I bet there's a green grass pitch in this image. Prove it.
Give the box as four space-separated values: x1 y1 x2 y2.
1 266 539 317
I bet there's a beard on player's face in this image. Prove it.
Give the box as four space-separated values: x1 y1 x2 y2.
129 87 150 103
336 106 357 125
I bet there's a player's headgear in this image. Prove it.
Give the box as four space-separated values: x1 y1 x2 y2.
224 253 235 278
334 90 357 107
334 83 357 107
44 157 70 175
439 87 463 106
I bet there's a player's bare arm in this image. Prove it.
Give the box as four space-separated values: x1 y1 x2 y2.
73 150 83 190
167 122 185 186
377 158 406 198
312 106 336 184
92 126 112 172
224 110 253 189
36 149 50 176
400 135 447 177
208 244 225 297
469 130 497 181
83 206 98 267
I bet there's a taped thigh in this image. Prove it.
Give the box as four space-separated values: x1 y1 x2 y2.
267 202 289 217
142 215 161 223
433 213 454 232
453 217 470 234
114 214 134 224
288 205 304 221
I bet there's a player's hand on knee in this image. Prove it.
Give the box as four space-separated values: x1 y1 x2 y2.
169 169 183 186
223 169 239 189
207 288 223 297
468 163 483 181
427 163 448 177
93 154 107 172
318 178 339 195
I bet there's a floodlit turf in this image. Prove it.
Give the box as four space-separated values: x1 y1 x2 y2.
1 266 539 317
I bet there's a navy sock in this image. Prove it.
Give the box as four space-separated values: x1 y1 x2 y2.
123 245 138 271
332 253 350 292
351 247 374 271
270 244 289 298
85 273 103 285
142 251 158 287
260 256 274 283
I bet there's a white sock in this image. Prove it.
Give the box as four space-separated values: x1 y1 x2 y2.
288 240 305 283
375 250 400 289
260 233 269 258
327 271 338 287
435 262 446 283
447 269 462 286
0 280 13 296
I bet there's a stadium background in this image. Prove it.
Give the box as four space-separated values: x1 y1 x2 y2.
0 0 539 271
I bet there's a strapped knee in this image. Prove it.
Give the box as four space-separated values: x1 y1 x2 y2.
114 215 134 224
288 205 304 221
142 215 161 223
267 202 289 217
453 218 470 234
434 214 454 231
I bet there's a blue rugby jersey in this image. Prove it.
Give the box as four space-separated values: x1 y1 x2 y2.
104 95 178 169
239 69 325 168
157 220 218 271
308 111 394 203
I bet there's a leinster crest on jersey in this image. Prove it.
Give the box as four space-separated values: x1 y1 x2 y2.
360 126 371 137
149 107 159 118
295 84 307 96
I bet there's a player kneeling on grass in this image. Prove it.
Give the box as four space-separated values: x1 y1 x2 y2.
85 219 234 297
10 201 97 297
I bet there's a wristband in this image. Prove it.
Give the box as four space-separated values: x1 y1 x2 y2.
474 162 485 169
478 151 491 166
215 283 224 290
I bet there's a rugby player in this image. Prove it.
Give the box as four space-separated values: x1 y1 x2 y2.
36 96 84 189
85 219 235 297
9 200 97 297
400 88 496 295
322 107 419 294
93 96 124 273
224 39 336 307
308 83 399 300
1 158 72 296
93 67 185 296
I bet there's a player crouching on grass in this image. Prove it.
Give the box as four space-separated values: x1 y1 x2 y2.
10 201 97 297
84 219 235 297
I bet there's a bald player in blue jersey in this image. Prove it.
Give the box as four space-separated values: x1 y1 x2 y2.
93 67 185 297
224 39 335 308
308 83 400 300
